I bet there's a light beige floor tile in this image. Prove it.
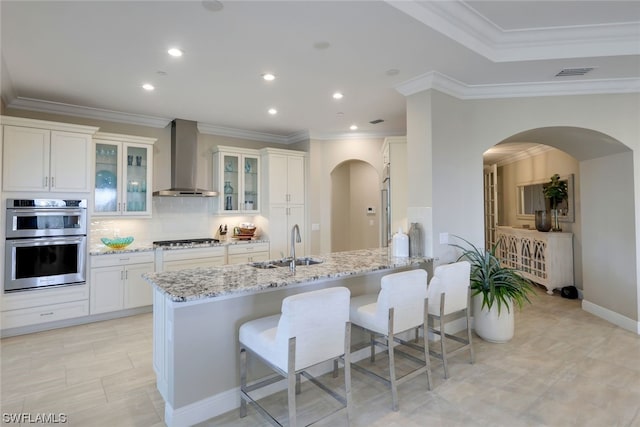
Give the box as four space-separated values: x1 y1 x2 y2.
2 293 640 427
22 378 106 415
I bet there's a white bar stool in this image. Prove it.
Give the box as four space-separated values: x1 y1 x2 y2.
349 269 432 411
427 260 474 379
239 287 352 427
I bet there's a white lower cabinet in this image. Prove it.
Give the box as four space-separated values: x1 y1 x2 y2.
160 246 226 271
90 251 154 314
1 284 89 330
227 242 270 264
268 205 305 259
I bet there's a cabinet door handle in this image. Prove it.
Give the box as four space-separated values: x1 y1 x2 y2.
125 270 128 280
40 312 54 317
44 176 48 188
51 176 55 188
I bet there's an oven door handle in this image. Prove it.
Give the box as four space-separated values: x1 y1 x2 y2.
7 208 86 217
6 236 86 247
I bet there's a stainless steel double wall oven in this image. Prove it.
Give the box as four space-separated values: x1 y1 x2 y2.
5 199 87 292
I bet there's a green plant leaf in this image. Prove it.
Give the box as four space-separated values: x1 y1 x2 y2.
451 235 535 315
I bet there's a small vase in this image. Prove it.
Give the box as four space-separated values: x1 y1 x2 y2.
408 222 423 257
535 210 551 232
551 209 561 232
224 181 233 194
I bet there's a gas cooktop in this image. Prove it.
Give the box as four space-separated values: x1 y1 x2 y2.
153 238 220 248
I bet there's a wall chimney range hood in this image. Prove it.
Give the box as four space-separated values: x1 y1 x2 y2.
153 119 219 197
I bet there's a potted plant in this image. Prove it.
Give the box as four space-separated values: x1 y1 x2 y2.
450 236 535 343
543 174 568 231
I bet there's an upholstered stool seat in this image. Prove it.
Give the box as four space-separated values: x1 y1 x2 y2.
239 287 352 427
427 260 474 379
349 269 432 411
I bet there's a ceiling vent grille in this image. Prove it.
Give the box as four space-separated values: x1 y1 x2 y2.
369 119 384 124
555 67 595 77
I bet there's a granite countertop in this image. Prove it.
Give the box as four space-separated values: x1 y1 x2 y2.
89 239 270 256
143 247 431 303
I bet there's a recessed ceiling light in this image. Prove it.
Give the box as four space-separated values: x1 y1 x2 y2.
268 108 278 115
142 83 155 91
332 92 343 100
262 73 275 81
168 48 183 57
313 41 331 50
202 0 224 12
350 125 358 131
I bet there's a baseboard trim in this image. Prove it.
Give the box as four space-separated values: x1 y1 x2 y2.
582 299 639 334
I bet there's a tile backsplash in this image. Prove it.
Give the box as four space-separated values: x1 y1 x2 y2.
90 197 262 247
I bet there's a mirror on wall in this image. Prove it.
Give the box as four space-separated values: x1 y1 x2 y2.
516 174 574 222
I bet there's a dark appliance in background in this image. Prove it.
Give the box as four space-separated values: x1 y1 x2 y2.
4 199 87 292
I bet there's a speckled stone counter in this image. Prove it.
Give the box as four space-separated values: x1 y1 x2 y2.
144 247 430 302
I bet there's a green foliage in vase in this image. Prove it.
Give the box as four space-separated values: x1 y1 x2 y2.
450 236 535 315
543 174 568 210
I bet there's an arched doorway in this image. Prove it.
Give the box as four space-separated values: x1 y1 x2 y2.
482 126 636 329
330 160 380 252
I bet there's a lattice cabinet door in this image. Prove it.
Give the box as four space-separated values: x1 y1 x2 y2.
496 226 573 295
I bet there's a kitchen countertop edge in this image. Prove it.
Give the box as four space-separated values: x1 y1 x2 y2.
144 247 432 303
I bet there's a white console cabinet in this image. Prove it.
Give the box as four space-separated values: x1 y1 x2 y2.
496 226 574 295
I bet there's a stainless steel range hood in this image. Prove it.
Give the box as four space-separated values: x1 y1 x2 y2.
153 119 219 197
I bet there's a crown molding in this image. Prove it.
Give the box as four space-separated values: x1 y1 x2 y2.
386 0 640 62
6 96 172 128
495 145 556 167
308 130 402 141
197 122 293 144
395 71 640 99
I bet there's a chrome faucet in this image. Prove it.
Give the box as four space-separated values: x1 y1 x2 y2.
290 224 301 273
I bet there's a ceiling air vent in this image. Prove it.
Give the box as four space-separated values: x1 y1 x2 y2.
369 119 384 124
555 67 595 77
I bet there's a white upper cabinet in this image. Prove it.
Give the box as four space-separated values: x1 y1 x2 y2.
1 117 97 193
264 151 305 205
213 146 260 214
93 132 156 217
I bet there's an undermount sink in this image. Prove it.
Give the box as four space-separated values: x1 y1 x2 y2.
250 257 323 269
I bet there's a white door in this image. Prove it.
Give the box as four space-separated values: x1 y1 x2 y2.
268 205 288 259
3 126 50 191
90 266 124 314
287 156 305 204
124 262 154 309
268 154 289 205
50 131 91 192
484 164 499 249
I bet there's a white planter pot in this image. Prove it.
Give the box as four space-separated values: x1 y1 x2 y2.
472 294 514 343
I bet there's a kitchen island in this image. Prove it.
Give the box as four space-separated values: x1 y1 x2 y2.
144 247 431 427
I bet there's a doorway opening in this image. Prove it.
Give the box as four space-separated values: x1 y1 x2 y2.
330 160 380 252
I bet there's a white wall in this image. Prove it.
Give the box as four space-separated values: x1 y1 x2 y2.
307 137 384 255
406 90 640 328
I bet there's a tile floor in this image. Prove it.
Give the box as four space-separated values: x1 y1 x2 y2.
1 286 639 426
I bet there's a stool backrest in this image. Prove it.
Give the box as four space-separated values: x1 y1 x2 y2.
377 269 428 333
276 287 350 370
428 261 471 315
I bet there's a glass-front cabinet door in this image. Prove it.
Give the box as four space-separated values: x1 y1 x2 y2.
93 133 155 217
214 147 260 214
123 144 150 214
222 153 240 212
94 142 120 214
242 155 259 212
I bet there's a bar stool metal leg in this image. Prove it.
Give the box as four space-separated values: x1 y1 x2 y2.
287 337 297 427
439 293 449 379
239 347 248 418
387 307 399 411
